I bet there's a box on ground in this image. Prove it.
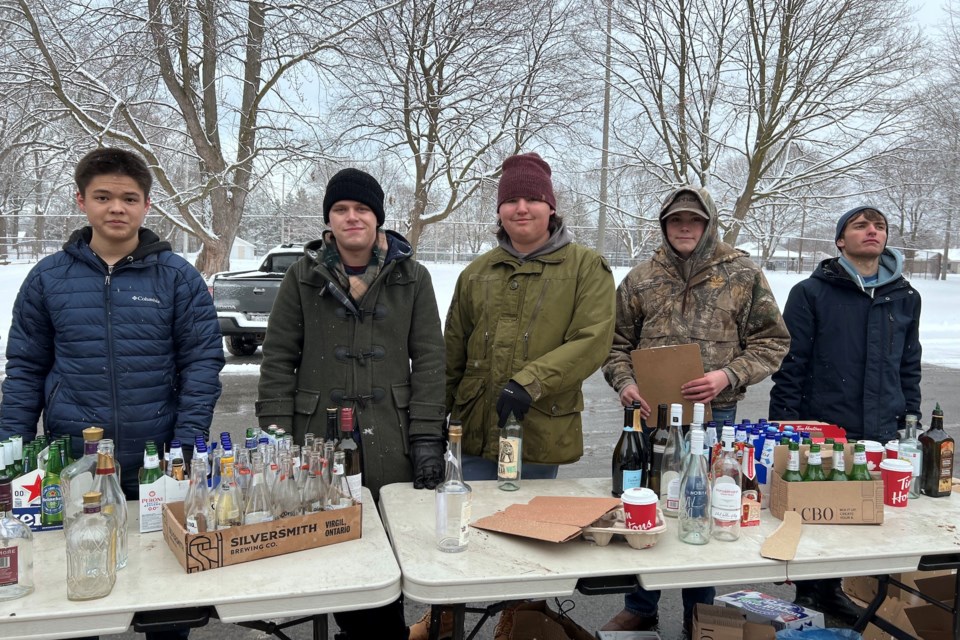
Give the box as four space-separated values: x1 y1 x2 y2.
691 604 775 640
595 632 661 640
162 501 361 573
845 571 957 640
139 475 189 532
12 469 62 532
770 443 884 524
714 591 824 631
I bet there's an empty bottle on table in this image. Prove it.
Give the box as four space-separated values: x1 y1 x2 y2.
66 491 116 601
91 440 127 569
436 421 472 553
0 477 34 601
61 426 104 528
678 427 711 545
214 458 243 529
660 403 684 517
337 408 363 502
899 413 922 499
184 457 212 533
326 451 355 510
711 427 741 541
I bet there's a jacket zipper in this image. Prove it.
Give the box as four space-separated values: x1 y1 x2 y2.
888 311 895 354
522 281 550 360
104 263 122 449
481 280 491 359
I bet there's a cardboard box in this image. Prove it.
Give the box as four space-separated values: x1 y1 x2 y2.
714 591 824 631
11 469 63 532
691 604 775 640
770 444 884 524
161 501 361 572
846 572 957 640
843 570 955 606
903 573 957 640
774 421 847 443
471 496 621 543
139 475 190 532
595 633 661 640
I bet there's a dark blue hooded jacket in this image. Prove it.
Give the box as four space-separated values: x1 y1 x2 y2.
769 249 921 442
0 227 224 497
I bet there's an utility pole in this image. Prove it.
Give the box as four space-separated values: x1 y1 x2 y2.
596 0 613 256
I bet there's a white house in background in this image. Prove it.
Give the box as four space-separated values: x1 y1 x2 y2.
231 237 256 261
736 242 826 272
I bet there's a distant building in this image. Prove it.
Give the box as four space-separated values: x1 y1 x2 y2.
232 237 256 261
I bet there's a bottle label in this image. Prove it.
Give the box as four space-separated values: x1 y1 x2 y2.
938 442 955 492
498 436 521 480
458 501 472 546
186 516 200 534
346 473 363 503
622 469 642 491
665 476 680 511
653 444 666 455
0 547 18 587
41 483 63 516
711 480 742 522
854 451 867 466
787 453 800 472
808 451 822 465
899 450 921 477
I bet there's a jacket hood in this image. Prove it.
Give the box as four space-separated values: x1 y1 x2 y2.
498 219 573 261
814 247 906 293
64 227 171 262
656 186 732 278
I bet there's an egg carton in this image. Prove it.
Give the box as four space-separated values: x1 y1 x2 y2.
582 508 666 550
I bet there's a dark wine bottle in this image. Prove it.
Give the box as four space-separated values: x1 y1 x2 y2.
612 405 643 497
648 404 669 497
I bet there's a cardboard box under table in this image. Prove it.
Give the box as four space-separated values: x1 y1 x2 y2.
162 501 361 572
691 604 775 640
844 571 959 640
770 443 884 524
714 591 824 631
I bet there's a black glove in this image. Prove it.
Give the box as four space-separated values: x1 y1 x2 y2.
496 380 532 428
409 434 445 490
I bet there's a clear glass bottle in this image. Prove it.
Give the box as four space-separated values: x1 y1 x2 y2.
711 427 742 541
60 426 104 528
678 428 711 545
660 403 684 517
325 451 354 510
214 458 243 529
91 440 127 570
498 413 523 491
184 457 212 533
899 414 922 498
273 453 302 519
66 491 116 601
436 421 472 552
301 450 328 515
242 452 274 524
0 477 34 601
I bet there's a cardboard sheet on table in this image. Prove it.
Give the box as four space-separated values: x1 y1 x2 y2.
631 344 710 426
471 496 621 543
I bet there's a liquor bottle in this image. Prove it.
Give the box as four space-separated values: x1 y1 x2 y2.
740 443 761 526
337 408 363 502
612 406 644 497
91 441 127 570
899 414 922 499
243 452 274 524
711 427 742 541
660 403 684 517
0 477 34 601
498 413 523 491
66 491 116 601
273 454 302 519
849 442 873 481
60 427 104 528
802 444 827 482
648 404 669 497
166 439 185 478
214 458 243 529
436 421 472 553
184 457 212 533
782 441 804 482
41 441 64 527
301 449 328 515
678 427 711 545
829 442 849 481
326 451 354 510
138 442 163 486
920 403 955 497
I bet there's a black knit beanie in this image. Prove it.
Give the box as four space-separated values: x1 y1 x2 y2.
323 168 386 227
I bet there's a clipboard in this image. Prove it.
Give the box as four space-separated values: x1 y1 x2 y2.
630 344 713 426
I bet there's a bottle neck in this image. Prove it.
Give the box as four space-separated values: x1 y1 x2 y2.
444 438 464 483
84 440 101 456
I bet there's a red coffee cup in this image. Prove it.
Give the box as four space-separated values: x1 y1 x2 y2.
622 487 658 530
879 458 912 507
859 440 884 471
884 440 899 459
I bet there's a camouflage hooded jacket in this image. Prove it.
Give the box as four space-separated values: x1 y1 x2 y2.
602 187 789 408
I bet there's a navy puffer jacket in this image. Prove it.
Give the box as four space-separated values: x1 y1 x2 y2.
0 228 224 497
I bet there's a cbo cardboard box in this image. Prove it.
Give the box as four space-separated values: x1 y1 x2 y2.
139 475 189 533
714 591 824 631
162 501 361 573
770 443 884 524
691 604 775 640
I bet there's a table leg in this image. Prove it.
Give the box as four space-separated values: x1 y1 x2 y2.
451 604 466 640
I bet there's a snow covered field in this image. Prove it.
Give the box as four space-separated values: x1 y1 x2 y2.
0 257 957 372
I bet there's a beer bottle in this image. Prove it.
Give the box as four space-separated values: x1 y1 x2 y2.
919 403 955 497
41 442 64 526
781 441 804 482
829 442 849 481
185 457 213 532
848 443 873 481
612 406 643 497
138 442 163 486
802 443 826 481
648 404 669 497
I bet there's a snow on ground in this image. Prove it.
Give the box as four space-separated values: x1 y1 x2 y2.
0 257 958 371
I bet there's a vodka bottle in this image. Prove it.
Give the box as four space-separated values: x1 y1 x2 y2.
273 453 302 519
214 458 243 529
648 404 669 497
919 404 953 497
612 406 644 497
660 403 684 517
66 491 116 601
498 413 523 491
184 458 212 533
802 443 827 481
91 441 127 569
435 421 472 552
899 414 922 498
326 451 354 510
711 428 742 541
41 442 64 527
0 477 34 601
61 427 104 528
337 408 363 502
678 428 711 545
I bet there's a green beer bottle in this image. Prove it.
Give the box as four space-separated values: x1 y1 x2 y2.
782 441 804 482
829 442 849 481
139 442 163 486
42 442 65 526
802 444 827 481
848 442 873 481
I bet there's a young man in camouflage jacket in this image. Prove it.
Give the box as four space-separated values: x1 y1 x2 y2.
601 186 789 634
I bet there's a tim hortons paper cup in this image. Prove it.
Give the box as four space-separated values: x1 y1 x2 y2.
859 440 884 471
622 487 658 531
879 458 912 507
885 440 900 459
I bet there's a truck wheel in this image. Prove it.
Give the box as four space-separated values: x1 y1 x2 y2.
226 335 258 356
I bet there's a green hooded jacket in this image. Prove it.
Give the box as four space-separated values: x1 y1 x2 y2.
256 230 446 498
602 187 789 408
444 228 615 464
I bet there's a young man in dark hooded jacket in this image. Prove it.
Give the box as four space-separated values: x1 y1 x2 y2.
256 168 446 639
770 206 921 623
602 186 789 634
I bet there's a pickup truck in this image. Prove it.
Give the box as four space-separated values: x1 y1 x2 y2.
211 244 304 356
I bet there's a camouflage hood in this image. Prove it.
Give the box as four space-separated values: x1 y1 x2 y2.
655 186 741 280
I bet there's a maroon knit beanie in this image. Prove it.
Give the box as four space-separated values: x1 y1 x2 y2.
497 153 556 211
